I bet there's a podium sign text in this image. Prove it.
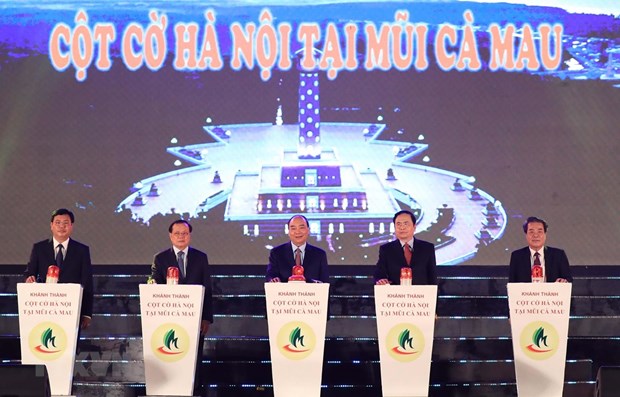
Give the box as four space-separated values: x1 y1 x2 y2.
265 283 329 397
17 283 83 396
508 282 572 397
139 284 204 396
374 285 438 397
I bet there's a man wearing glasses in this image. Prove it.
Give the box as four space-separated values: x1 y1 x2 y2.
150 219 213 396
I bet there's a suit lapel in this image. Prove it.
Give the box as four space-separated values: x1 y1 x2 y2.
172 248 182 273
395 240 407 265
544 247 554 280
303 245 312 266
523 247 531 263
185 247 194 275
286 244 295 267
411 239 420 264
522 247 532 279
64 239 74 266
46 239 55 264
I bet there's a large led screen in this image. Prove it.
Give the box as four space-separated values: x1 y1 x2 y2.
0 1 618 266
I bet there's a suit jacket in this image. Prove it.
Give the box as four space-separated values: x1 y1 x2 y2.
151 247 214 322
24 238 94 317
266 242 329 283
509 246 572 283
373 238 437 285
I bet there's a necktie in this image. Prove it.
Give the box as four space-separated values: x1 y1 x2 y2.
294 248 302 267
532 252 543 281
404 243 412 265
55 244 64 267
177 251 185 278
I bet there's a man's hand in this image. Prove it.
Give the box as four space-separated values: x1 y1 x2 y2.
555 278 569 283
375 278 391 285
80 316 92 329
269 277 281 283
25 276 36 283
200 320 210 335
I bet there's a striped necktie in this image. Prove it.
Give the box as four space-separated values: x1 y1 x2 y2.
295 248 302 267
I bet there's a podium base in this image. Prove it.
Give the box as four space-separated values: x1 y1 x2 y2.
384 395 427 397
140 395 199 397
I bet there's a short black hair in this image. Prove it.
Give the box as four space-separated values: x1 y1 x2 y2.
523 216 548 233
168 219 193 233
393 210 416 225
51 208 74 223
288 214 309 228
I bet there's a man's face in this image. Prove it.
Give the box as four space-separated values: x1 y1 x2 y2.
50 214 73 242
525 221 547 251
288 216 309 247
169 222 191 250
394 213 416 241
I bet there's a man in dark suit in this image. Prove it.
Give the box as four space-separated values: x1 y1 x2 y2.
374 210 437 285
24 208 94 329
266 215 329 283
509 216 572 283
150 219 213 396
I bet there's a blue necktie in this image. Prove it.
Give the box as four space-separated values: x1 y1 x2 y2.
55 244 64 267
177 251 185 278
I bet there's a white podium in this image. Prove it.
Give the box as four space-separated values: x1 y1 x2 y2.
17 282 83 396
265 282 330 397
374 285 438 397
508 282 572 397
139 284 204 396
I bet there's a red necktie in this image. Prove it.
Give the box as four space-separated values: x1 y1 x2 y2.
404 244 412 265
532 252 543 280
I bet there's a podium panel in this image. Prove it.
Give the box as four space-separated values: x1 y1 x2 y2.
265 283 329 397
17 283 83 396
139 284 204 396
507 282 571 397
374 285 438 397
